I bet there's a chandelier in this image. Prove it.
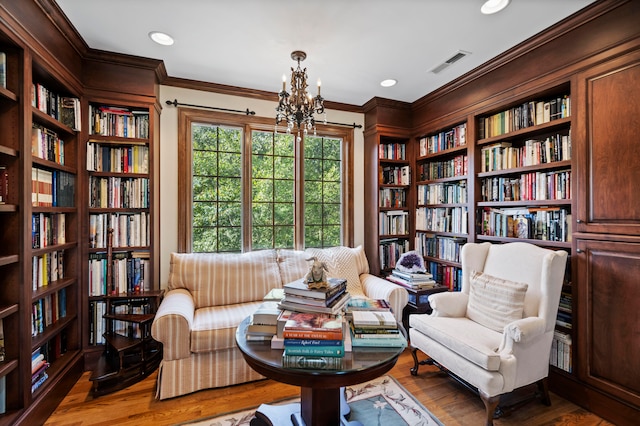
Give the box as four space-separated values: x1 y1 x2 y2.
276 50 325 139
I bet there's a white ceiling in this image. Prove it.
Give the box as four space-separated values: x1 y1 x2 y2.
55 0 596 106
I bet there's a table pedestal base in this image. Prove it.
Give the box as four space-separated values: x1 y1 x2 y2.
251 387 352 426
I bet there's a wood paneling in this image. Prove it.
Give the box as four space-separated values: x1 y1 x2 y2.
575 50 640 234
576 239 640 412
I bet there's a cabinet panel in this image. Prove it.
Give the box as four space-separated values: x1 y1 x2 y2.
575 51 640 235
576 239 640 407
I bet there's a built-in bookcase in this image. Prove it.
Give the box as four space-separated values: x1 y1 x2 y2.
374 136 412 274
415 123 468 291
82 98 159 376
474 84 574 374
0 36 23 423
0 28 84 423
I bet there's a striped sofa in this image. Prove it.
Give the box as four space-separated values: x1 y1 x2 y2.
150 246 408 399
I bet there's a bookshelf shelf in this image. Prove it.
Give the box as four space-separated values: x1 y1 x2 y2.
475 235 572 248
0 145 17 157
477 160 572 178
0 86 17 102
0 254 18 267
31 277 76 301
477 199 571 207
477 116 571 146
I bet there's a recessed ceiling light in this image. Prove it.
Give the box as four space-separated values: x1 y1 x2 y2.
481 0 510 15
149 31 174 46
380 79 397 87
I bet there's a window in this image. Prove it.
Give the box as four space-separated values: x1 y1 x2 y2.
178 108 353 253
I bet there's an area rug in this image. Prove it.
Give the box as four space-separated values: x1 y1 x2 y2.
177 375 442 426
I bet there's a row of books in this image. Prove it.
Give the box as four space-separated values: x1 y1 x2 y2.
32 250 65 290
89 176 149 209
417 181 467 205
282 311 346 369
277 278 350 315
479 207 571 242
379 142 406 160
87 142 150 174
0 51 5 89
417 154 468 181
480 170 571 203
427 261 462 292
379 210 409 236
89 105 149 139
0 165 7 204
479 134 571 173
478 95 570 139
379 187 406 208
89 212 149 249
31 168 75 207
88 252 150 296
415 233 464 264
416 206 469 235
31 83 81 131
551 330 572 373
419 123 467 156
379 165 410 185
32 213 66 249
378 238 409 270
386 269 438 290
31 289 67 337
32 125 65 165
31 348 50 394
89 300 107 345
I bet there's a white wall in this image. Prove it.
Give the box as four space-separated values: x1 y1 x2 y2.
159 85 366 287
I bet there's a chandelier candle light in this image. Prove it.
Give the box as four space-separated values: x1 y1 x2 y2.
276 50 325 140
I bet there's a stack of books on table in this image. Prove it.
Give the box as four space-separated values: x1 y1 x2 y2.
386 269 437 290
282 311 345 369
349 309 406 348
278 277 350 314
246 301 282 342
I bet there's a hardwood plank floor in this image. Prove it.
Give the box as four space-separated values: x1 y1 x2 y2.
45 349 613 426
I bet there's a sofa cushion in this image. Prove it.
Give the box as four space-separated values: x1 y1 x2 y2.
467 271 528 332
410 314 503 371
304 246 369 297
167 251 281 309
191 302 264 353
276 249 310 286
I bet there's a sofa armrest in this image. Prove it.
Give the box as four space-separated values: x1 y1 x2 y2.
429 292 468 318
359 273 409 323
151 289 195 361
498 316 547 353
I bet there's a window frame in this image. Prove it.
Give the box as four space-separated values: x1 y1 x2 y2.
177 107 354 252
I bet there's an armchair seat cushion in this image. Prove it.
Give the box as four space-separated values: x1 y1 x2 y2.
410 315 503 371
191 301 263 353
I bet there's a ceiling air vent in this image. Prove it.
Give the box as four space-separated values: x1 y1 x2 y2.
429 50 471 74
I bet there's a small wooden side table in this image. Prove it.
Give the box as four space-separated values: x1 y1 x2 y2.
400 285 449 332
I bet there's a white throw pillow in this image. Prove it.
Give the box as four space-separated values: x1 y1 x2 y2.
304 246 368 297
467 271 528 332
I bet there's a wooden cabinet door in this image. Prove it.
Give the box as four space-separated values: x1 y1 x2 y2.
575 239 640 409
574 50 640 235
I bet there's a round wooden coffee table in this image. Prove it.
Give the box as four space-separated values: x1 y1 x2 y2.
236 316 405 426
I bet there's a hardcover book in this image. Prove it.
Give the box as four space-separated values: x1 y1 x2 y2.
282 354 344 370
283 278 346 300
351 310 397 329
251 301 281 326
282 312 344 340
345 298 391 313
278 291 351 316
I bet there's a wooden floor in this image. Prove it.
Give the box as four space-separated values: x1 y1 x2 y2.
45 349 613 426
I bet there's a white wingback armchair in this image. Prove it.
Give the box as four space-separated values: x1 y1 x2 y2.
409 242 568 425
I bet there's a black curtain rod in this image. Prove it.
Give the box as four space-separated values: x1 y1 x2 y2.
165 99 255 116
165 99 362 129
324 120 362 129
